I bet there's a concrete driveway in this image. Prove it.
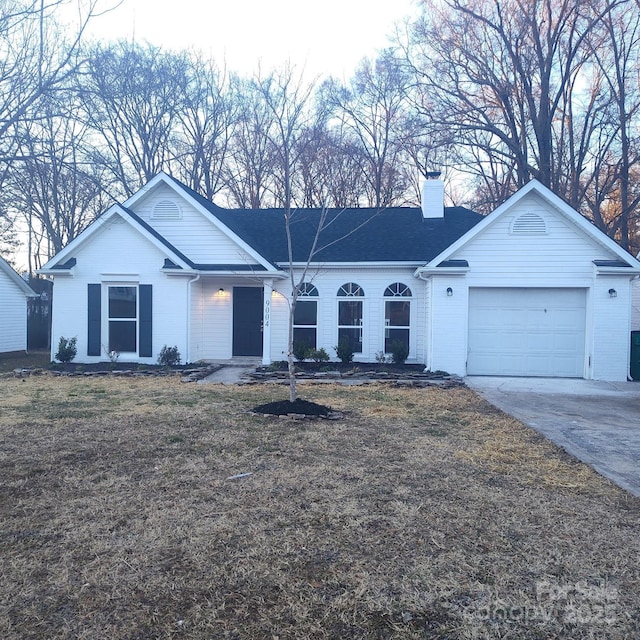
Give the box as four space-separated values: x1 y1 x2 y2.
465 377 640 498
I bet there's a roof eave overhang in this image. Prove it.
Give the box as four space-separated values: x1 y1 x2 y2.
37 267 74 277
163 268 287 279
414 266 470 278
594 266 640 276
284 261 425 269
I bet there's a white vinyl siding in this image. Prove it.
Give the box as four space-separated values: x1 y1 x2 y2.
428 191 635 380
135 184 256 265
0 271 29 352
49 215 190 364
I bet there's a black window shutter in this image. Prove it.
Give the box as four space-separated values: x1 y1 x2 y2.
87 284 101 356
139 284 153 357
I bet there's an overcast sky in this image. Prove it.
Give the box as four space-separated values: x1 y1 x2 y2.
83 0 420 79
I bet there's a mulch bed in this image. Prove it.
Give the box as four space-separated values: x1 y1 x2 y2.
252 397 333 417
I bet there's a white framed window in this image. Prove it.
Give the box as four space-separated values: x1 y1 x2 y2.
293 283 319 351
384 283 412 354
337 282 364 353
108 285 138 353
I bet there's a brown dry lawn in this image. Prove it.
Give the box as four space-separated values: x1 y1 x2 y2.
0 375 639 639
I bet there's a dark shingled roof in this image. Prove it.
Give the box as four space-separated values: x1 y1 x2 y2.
168 176 484 265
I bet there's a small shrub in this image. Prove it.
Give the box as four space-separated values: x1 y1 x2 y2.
157 345 181 367
375 350 391 364
268 360 288 371
293 341 311 361
309 347 330 363
390 340 409 365
55 336 77 363
334 338 354 364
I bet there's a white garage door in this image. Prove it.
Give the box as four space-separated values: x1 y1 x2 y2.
468 288 586 377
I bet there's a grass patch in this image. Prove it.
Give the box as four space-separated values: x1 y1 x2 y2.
0 377 638 639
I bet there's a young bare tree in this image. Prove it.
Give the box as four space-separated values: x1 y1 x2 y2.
253 64 319 401
255 65 387 403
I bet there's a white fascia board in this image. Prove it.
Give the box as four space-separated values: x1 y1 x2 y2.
594 266 640 276
164 269 287 278
0 256 37 296
121 172 173 208
40 205 192 273
284 261 424 269
39 204 122 270
413 266 470 278
125 172 277 273
419 179 640 270
528 182 640 266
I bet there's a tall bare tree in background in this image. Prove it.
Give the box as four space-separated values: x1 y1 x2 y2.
325 51 413 207
173 54 238 200
4 0 640 267
10 93 110 271
401 0 640 251
222 74 280 208
0 0 107 259
79 41 189 197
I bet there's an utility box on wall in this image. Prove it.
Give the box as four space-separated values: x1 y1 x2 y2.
631 331 640 381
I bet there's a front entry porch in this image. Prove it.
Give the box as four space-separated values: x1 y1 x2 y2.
189 277 278 366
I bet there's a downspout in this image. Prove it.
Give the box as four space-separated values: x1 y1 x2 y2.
415 270 431 372
186 273 200 364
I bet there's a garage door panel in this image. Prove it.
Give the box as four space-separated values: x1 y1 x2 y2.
468 288 586 377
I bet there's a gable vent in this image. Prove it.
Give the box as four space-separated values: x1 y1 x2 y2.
151 200 182 220
511 211 547 235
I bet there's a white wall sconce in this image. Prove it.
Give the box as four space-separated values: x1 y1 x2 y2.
608 288 617 298
446 287 453 297
218 287 225 296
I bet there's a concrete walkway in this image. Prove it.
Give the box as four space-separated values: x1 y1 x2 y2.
466 377 640 497
197 365 256 385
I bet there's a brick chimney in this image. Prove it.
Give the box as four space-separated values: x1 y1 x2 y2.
421 171 444 219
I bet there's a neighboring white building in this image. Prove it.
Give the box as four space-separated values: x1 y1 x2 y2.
39 173 640 381
0 255 37 353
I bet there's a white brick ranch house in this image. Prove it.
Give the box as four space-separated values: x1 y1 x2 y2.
39 173 640 381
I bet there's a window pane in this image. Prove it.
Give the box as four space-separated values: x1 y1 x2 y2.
339 300 362 325
385 328 409 354
293 300 317 326
338 328 362 353
386 300 410 326
109 320 137 352
109 287 137 319
293 327 316 350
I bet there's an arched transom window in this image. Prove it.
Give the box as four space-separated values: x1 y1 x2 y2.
293 283 319 351
384 283 411 355
297 283 319 297
337 282 364 353
338 282 364 297
384 283 412 297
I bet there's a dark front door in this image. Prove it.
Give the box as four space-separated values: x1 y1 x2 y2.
232 287 263 356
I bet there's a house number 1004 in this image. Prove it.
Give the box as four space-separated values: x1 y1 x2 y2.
264 299 270 327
